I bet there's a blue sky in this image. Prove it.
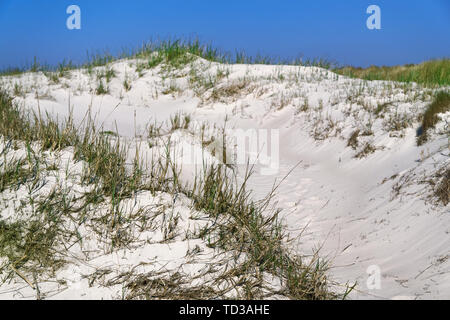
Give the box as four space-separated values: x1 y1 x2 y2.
0 0 449 69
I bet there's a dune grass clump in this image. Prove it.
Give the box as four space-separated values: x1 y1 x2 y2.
0 143 75 275
97 68 116 83
0 89 142 276
134 39 224 70
416 91 450 145
123 77 132 91
187 164 342 299
0 51 114 78
347 130 360 150
57 59 75 78
96 81 109 95
0 90 79 150
435 168 449 206
0 87 140 201
0 67 24 77
335 59 450 87
374 102 390 117
0 196 66 273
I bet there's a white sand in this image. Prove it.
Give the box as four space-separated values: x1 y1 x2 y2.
0 57 448 299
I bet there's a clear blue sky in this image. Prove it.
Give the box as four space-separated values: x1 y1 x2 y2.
0 0 449 69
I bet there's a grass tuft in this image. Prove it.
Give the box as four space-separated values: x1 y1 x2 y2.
435 168 449 206
416 91 450 145
335 59 450 87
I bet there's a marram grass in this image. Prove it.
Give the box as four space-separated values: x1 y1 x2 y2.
1 38 448 87
335 59 450 87
0 89 349 299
